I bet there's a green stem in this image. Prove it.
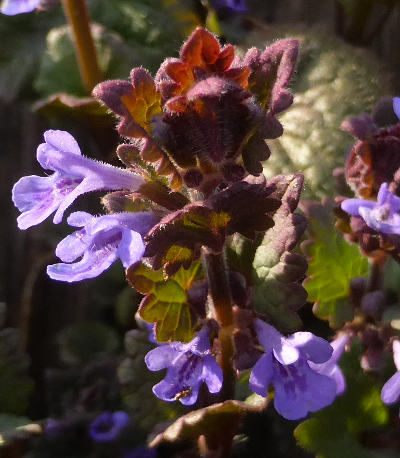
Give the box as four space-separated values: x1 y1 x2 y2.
202 249 235 401
61 0 103 93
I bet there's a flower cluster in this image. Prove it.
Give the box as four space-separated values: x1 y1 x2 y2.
143 319 347 418
12 130 155 282
336 97 400 259
249 319 344 420
11 27 348 425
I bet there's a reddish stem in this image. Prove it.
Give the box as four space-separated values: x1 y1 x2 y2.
61 0 103 93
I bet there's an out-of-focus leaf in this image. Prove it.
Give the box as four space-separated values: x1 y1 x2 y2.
383 258 400 297
338 0 400 18
115 287 141 328
382 305 400 330
33 93 111 121
150 400 259 450
302 200 369 328
0 11 59 102
0 414 33 446
0 329 33 415
118 327 183 431
252 174 308 332
127 261 202 342
241 26 393 199
34 24 139 97
57 322 119 364
295 340 392 458
88 0 200 73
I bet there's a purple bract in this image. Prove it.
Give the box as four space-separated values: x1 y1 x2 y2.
0 0 41 15
145 327 223 405
47 211 158 282
12 130 145 229
89 411 130 442
341 183 400 235
381 340 400 416
249 319 337 420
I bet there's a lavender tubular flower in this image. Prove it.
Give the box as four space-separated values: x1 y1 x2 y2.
1 0 41 15
309 333 349 395
212 0 248 13
341 183 400 235
394 97 400 121
381 340 400 415
145 327 223 405
89 411 130 442
47 211 158 282
12 130 145 229
249 319 337 420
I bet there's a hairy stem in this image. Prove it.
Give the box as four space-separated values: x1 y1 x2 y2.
202 249 235 401
61 0 103 93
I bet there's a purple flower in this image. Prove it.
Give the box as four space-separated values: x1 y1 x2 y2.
89 411 130 442
47 211 157 282
394 97 400 121
249 319 337 420
212 0 248 13
309 333 349 395
1 0 41 15
145 327 223 405
341 183 400 235
123 446 157 458
12 130 145 230
381 340 400 415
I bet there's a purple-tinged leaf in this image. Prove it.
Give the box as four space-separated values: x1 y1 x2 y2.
252 174 307 331
150 400 260 450
144 177 280 275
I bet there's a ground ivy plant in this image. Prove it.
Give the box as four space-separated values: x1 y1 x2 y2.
6 0 400 456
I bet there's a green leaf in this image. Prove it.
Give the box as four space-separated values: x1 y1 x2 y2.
303 201 369 328
88 0 199 73
35 24 138 98
150 400 258 450
57 322 119 364
127 261 202 342
295 340 392 458
252 175 307 332
0 11 58 102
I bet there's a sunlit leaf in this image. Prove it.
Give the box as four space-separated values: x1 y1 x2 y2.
127 261 203 342
302 201 369 328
